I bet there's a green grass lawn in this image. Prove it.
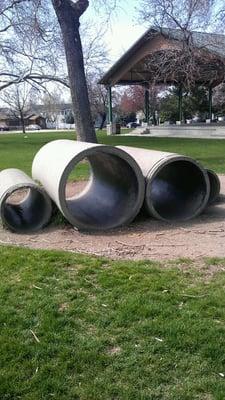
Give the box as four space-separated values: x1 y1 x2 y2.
1 130 225 179
1 246 225 399
1 131 225 398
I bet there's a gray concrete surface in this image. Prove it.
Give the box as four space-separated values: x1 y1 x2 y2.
125 125 225 139
117 146 210 222
32 140 145 231
0 168 52 233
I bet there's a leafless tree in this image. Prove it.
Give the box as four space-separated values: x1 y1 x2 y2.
137 0 225 89
0 0 115 142
138 0 216 31
36 90 64 126
82 22 109 76
1 82 32 133
0 1 67 91
87 72 108 129
212 83 225 112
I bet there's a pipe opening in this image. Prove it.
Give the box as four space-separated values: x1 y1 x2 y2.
2 186 51 233
65 159 92 199
149 160 208 221
63 151 140 230
207 169 220 205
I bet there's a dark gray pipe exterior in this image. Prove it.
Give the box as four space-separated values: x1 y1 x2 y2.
0 168 52 233
206 169 220 205
32 140 145 231
117 146 210 222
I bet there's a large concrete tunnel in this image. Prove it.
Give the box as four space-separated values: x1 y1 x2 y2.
117 146 210 222
32 140 145 230
0 169 52 233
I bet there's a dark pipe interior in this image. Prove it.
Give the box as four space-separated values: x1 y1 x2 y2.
65 152 139 229
207 170 220 205
150 160 207 221
3 187 51 232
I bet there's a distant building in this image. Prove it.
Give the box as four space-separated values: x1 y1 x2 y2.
25 114 46 128
0 102 103 130
0 109 46 130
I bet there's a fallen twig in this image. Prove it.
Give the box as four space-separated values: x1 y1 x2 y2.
115 240 144 248
30 329 40 343
179 293 206 298
32 285 42 290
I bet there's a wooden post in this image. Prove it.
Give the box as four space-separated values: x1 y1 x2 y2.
208 86 212 121
144 87 150 124
178 84 183 122
107 86 113 124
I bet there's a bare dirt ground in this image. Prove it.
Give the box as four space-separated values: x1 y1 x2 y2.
1 176 225 263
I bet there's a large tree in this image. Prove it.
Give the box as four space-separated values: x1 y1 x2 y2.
50 0 116 142
1 0 114 142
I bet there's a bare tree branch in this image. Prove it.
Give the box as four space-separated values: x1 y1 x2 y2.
136 1 225 89
0 0 116 142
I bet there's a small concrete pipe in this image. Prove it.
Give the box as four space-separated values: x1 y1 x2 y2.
0 168 52 233
117 146 210 222
32 140 145 230
206 169 220 205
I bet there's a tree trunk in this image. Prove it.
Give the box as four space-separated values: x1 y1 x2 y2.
20 112 25 133
51 0 97 143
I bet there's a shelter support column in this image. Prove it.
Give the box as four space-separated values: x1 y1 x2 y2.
107 86 113 124
144 86 150 125
178 84 183 122
208 86 213 121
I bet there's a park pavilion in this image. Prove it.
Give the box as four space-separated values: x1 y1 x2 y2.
99 27 225 124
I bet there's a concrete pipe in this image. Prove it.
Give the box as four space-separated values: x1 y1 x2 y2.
32 140 145 230
117 146 210 222
206 169 220 205
0 168 52 233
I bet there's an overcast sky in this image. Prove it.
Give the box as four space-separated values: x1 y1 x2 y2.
84 0 147 64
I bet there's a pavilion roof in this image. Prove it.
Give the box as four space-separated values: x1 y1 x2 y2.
99 27 225 87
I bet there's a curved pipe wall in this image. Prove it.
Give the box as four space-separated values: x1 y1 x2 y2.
32 140 145 230
206 169 220 205
117 146 210 222
0 168 52 233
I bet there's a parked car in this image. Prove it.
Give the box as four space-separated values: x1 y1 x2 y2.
0 124 9 131
26 124 41 131
217 116 225 122
126 122 140 128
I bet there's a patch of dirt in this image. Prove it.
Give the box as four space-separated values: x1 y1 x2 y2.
2 176 225 266
5 188 30 204
65 180 89 198
107 346 122 356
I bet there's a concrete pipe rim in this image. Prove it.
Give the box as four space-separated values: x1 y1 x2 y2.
0 183 52 233
206 169 221 205
58 145 145 231
145 155 210 222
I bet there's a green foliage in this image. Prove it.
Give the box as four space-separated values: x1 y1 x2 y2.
160 93 179 122
160 87 209 122
182 87 209 119
1 246 225 399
